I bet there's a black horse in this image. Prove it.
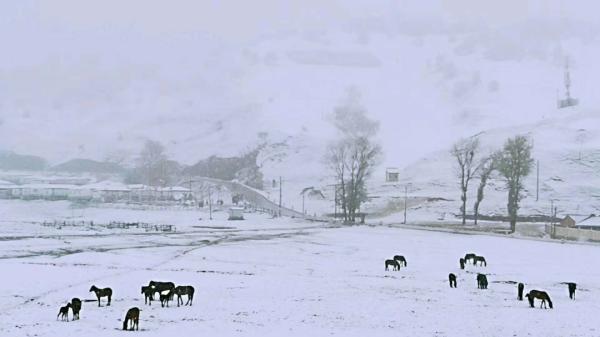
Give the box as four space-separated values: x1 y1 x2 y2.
160 290 173 308
174 285 195 306
526 290 553 309
464 253 477 264
149 281 175 297
71 298 82 320
459 258 465 270
57 303 71 321
123 307 140 331
385 259 400 271
393 255 407 267
473 256 487 266
562 282 577 300
141 286 154 305
517 283 524 301
476 273 488 289
448 273 457 288
89 285 112 307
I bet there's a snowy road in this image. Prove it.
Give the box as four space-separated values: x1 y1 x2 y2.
0 215 599 337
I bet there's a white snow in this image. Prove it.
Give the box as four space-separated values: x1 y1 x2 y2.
0 201 598 336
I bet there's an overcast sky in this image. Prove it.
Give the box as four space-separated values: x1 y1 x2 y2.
1 1 598 166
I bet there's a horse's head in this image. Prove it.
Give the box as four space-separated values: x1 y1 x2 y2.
89 285 96 292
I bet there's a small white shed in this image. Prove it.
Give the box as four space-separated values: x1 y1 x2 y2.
228 207 245 221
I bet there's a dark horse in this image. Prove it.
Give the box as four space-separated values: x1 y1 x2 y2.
71 298 82 320
459 258 465 270
393 255 407 267
448 273 457 288
57 303 71 321
122 307 140 331
385 259 400 271
174 285 195 307
472 256 487 266
141 286 154 305
464 253 477 264
562 282 577 300
477 273 488 289
149 280 175 297
526 290 553 309
89 285 112 307
160 290 173 308
517 283 524 301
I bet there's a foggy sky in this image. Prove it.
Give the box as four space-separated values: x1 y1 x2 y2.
1 1 598 166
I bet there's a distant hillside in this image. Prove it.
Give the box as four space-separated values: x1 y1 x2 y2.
0 151 47 171
50 158 126 174
183 151 263 189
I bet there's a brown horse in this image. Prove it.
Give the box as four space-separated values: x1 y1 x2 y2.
393 255 407 267
526 290 553 309
89 285 112 307
57 303 71 321
448 273 457 288
174 286 195 307
149 281 175 297
71 298 82 320
122 307 140 331
562 282 577 300
385 259 400 271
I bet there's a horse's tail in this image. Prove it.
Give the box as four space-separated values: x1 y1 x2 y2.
547 296 553 309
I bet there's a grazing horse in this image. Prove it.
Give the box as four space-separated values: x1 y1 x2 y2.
71 298 82 320
459 258 465 270
160 290 173 307
122 307 140 331
174 285 195 306
149 281 175 298
393 255 407 267
562 282 577 300
517 283 524 301
57 303 71 321
464 253 476 264
89 285 112 307
385 259 400 271
526 290 553 309
472 256 487 266
476 273 488 289
141 286 154 305
448 273 457 288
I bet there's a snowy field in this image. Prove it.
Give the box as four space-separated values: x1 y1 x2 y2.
1 203 599 337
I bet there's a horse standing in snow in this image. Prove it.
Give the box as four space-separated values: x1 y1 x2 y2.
526 290 553 309
562 282 577 300
393 255 407 267
517 283 524 301
385 259 400 271
476 274 488 289
141 286 154 305
448 273 457 288
464 253 476 264
122 307 140 331
459 258 465 270
57 303 71 321
473 256 487 266
89 285 112 307
71 298 82 320
174 285 195 306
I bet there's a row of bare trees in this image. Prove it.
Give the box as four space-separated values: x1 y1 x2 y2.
452 135 534 232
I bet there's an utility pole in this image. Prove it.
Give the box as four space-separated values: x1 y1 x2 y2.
536 160 540 202
302 192 305 214
278 176 282 217
333 184 338 220
403 185 408 224
208 186 213 220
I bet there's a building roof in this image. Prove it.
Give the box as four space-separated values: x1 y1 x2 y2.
576 215 600 227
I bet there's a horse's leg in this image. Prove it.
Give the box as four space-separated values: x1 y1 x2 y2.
97 295 101 307
108 295 111 306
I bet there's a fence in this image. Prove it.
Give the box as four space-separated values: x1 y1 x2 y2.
545 224 600 242
39 220 176 232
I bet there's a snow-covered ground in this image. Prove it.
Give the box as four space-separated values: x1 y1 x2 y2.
1 201 599 336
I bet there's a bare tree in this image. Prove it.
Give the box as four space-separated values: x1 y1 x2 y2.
137 140 170 187
451 137 480 225
473 155 495 225
325 89 382 223
496 135 534 233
